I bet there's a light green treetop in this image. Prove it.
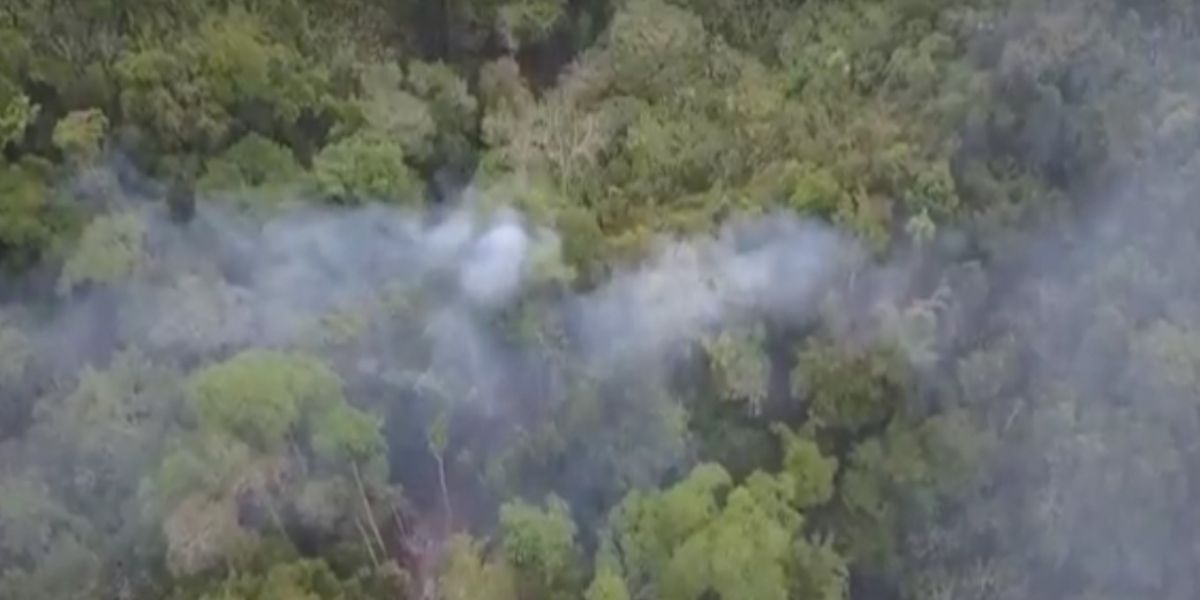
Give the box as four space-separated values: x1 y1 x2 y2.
59 213 146 293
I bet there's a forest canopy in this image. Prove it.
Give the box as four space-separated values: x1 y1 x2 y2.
3 0 1200 599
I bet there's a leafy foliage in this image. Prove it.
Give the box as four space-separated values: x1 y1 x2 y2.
313 133 422 204
52 109 107 164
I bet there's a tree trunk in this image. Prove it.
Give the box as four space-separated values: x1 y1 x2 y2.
355 516 381 568
264 495 293 549
434 451 452 535
353 461 389 560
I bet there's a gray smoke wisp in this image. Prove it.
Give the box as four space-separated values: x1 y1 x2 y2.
7 191 870 435
6 162 1193 600
573 214 855 371
50 200 862 378
23 202 522 369
0 192 873 516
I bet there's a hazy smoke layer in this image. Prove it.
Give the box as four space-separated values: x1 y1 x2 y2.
6 159 1198 598
573 214 853 370
0 194 876 520
32 200 859 376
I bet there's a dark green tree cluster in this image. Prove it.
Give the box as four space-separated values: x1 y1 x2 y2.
4 0 1200 599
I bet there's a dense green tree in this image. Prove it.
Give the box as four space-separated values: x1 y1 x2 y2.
792 341 910 434
198 134 303 193
351 63 438 163
168 556 407 600
439 535 518 600
0 162 74 271
599 460 847 600
52 109 108 165
0 95 36 150
499 495 580 599
313 132 423 204
58 212 146 292
0 474 101 600
145 350 395 584
703 327 770 412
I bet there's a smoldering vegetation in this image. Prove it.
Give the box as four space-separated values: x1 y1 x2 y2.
7 149 1200 598
6 186 862 384
926 162 1200 599
0 172 872 569
0 147 1190 595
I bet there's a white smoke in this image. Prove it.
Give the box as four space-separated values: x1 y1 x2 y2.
572 213 854 370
